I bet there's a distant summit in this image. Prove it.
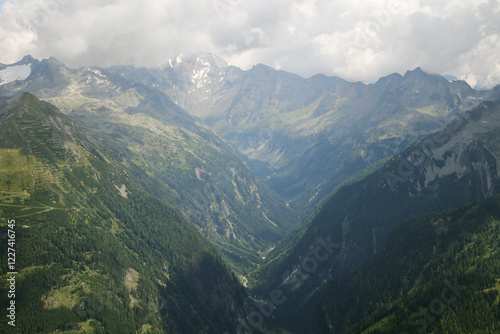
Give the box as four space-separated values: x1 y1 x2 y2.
0 57 34 85
17 55 37 65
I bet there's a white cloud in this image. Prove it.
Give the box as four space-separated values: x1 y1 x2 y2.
0 0 499 88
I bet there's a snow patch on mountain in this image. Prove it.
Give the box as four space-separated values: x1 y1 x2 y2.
0 64 32 85
192 57 212 88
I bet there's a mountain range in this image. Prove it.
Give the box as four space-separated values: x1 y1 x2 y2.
0 55 297 277
251 100 500 332
144 54 492 216
1 54 500 333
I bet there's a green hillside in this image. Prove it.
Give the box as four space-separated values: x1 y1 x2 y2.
311 193 500 333
0 93 250 333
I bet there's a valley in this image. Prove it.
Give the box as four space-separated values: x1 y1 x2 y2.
1 54 500 333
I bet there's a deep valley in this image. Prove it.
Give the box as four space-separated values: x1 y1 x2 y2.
1 54 500 333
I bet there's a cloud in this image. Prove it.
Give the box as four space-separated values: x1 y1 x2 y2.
0 0 499 88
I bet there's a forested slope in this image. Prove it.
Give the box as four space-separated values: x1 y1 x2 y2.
311 194 500 333
0 93 251 333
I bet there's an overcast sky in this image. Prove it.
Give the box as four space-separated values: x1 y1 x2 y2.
0 0 499 88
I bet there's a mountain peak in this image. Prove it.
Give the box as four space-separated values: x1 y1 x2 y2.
168 53 228 69
374 72 404 88
0 56 35 85
16 91 41 104
196 53 228 67
0 92 40 119
403 66 449 86
403 67 426 78
0 92 65 123
0 55 36 67
10 91 46 108
19 55 36 64
252 63 276 71
42 56 66 67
